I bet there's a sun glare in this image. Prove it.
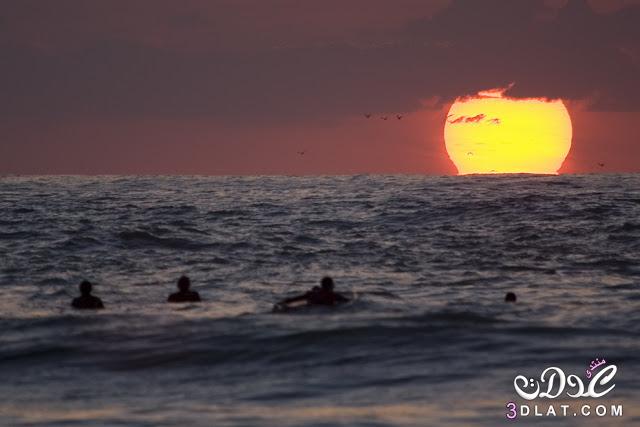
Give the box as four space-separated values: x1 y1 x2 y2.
444 88 572 175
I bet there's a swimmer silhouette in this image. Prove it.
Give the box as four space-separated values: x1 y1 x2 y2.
279 276 349 307
71 280 104 310
505 292 517 303
168 276 201 303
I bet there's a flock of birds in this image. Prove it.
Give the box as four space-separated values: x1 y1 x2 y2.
296 113 406 155
364 113 403 121
296 114 610 170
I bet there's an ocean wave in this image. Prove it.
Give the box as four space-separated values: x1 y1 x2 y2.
2 308 628 374
0 231 35 240
2 174 640 421
117 230 211 251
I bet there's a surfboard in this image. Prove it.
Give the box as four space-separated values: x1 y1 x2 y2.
272 299 308 313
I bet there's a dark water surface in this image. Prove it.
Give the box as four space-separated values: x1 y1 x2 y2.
1 175 639 426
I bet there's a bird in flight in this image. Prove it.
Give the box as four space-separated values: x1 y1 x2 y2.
396 114 403 120
467 151 474 156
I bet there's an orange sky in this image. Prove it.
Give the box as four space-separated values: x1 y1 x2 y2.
2 106 638 175
0 0 639 175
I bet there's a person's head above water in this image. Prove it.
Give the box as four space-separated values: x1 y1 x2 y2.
505 292 517 303
168 276 201 303
72 280 104 309
79 280 93 296
321 276 334 292
177 276 191 293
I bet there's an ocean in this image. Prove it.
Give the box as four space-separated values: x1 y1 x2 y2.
0 174 638 426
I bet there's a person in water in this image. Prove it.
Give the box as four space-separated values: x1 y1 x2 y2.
505 292 517 303
71 280 104 310
168 276 201 303
281 276 349 306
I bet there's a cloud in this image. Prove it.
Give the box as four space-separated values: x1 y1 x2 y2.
465 114 485 123
447 113 487 124
447 114 500 125
0 0 639 124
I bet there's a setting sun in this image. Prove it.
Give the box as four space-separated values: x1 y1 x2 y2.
444 88 572 175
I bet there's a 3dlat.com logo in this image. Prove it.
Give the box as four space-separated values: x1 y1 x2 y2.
506 358 623 419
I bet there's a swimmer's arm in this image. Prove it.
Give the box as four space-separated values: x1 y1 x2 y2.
335 293 350 302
